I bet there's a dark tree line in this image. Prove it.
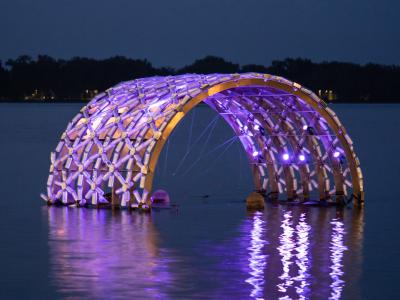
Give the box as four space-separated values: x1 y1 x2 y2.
0 55 399 102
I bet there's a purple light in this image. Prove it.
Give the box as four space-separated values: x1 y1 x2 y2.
252 151 259 157
254 124 260 130
299 154 306 161
302 125 308 130
282 153 290 161
333 151 340 158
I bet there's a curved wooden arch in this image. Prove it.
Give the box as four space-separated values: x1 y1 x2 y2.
43 73 364 208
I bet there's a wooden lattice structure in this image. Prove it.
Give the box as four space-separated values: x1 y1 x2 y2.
42 73 364 209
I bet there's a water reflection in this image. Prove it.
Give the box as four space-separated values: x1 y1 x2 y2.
329 219 347 300
46 207 173 299
46 205 363 299
245 206 364 300
294 213 311 299
245 211 267 299
277 211 296 296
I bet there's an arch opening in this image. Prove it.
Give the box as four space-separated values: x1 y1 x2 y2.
42 73 364 209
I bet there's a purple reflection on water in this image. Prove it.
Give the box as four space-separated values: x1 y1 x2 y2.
46 207 174 299
329 218 348 300
294 213 311 299
46 204 358 299
245 211 268 299
244 207 353 299
277 211 296 295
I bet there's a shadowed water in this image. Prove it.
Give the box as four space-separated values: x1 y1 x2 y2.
0 103 399 299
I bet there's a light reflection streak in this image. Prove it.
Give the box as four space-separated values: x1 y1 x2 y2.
294 213 311 299
329 218 347 300
277 211 295 297
245 211 267 299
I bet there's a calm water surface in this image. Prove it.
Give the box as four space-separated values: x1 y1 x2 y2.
0 103 399 299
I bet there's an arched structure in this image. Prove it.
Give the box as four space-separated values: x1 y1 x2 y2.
42 73 364 208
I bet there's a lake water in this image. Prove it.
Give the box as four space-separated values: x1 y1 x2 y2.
0 103 399 299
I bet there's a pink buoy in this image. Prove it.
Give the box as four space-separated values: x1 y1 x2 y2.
151 189 170 205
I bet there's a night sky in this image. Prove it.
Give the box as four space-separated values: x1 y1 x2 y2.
1 0 399 67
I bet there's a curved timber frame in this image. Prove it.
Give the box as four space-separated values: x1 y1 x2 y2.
43 73 364 209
